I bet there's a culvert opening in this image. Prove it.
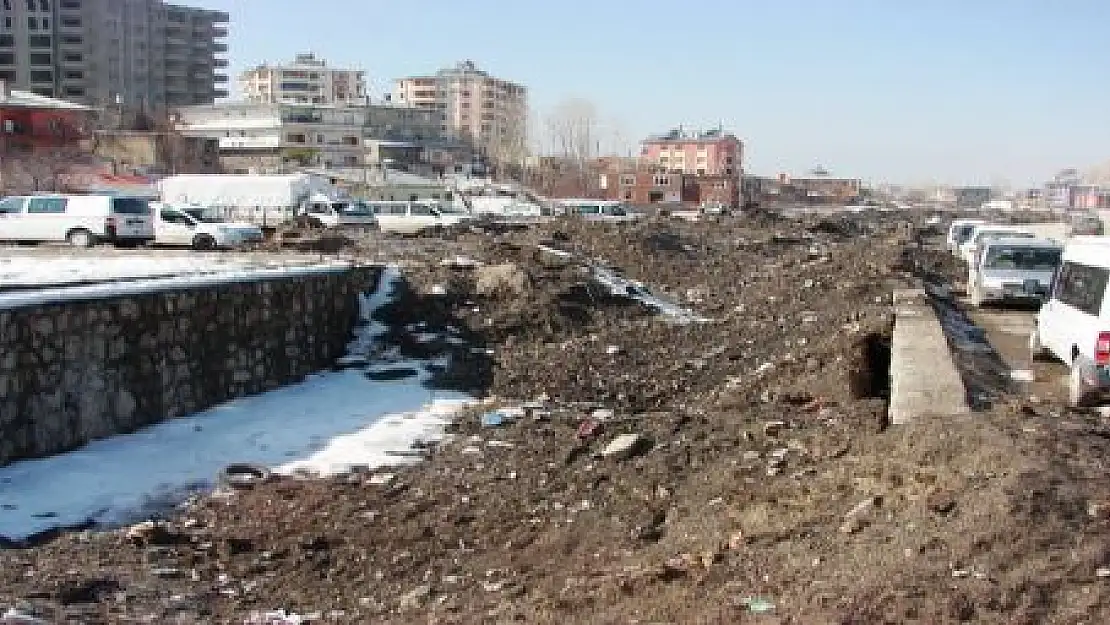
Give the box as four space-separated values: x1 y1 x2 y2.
850 332 892 400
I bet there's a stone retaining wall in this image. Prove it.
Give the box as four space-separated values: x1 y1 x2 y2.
0 265 380 466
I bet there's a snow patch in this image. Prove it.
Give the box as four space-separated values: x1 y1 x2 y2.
0 263 473 541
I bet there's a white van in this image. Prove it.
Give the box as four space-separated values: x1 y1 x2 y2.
152 203 264 250
946 219 986 254
959 225 1035 265
0 194 155 247
367 200 472 235
968 237 1062 307
1030 237 1110 406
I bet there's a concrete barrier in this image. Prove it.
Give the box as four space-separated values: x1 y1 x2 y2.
889 288 970 424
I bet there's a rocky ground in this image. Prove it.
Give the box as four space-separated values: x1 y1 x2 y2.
4 213 1110 624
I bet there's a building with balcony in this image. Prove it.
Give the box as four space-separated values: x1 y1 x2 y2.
0 0 227 110
640 127 743 179
239 52 366 106
393 60 527 167
173 101 458 174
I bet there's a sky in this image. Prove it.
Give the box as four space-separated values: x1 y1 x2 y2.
187 0 1110 186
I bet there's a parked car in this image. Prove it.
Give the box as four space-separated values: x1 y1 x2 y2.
946 218 986 254
1029 237 1110 406
1066 213 1105 237
151 203 265 250
0 193 155 247
366 200 472 235
959 224 1036 265
968 237 1062 307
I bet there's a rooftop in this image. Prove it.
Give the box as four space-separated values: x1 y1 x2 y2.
0 82 91 111
643 127 739 143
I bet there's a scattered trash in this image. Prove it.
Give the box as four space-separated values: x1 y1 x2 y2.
741 597 776 613
243 609 305 624
218 463 272 490
602 433 651 460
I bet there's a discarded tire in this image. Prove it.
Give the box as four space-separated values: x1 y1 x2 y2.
218 463 272 489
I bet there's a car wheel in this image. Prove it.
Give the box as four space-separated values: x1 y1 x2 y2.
66 228 94 248
1068 363 1094 408
192 234 216 251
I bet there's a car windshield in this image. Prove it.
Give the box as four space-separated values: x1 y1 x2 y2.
955 225 977 243
983 246 1062 271
183 207 225 223
111 197 151 215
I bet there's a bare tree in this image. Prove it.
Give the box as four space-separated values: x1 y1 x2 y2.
543 98 602 196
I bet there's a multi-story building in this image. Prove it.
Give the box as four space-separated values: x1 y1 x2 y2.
174 101 451 174
0 0 227 109
393 60 527 165
640 127 743 178
239 52 366 106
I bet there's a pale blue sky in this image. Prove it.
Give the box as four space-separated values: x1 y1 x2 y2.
189 0 1110 186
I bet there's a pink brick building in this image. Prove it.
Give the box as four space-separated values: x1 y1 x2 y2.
640 128 743 178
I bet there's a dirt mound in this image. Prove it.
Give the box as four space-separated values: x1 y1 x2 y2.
4 215 1110 623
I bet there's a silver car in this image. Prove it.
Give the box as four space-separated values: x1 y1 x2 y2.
969 237 1063 307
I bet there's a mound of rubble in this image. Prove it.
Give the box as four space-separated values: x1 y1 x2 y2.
3 214 1110 624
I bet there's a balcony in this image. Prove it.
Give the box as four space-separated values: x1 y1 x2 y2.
213 58 228 68
214 89 228 98
214 74 228 83
218 135 280 150
212 26 228 37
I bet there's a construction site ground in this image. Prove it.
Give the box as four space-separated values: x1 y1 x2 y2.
3 213 1110 624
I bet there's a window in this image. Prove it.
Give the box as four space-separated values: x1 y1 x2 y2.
620 175 635 186
3 18 9 29
0 34 10 47
27 197 67 214
653 175 671 186
160 210 192 225
0 196 23 214
63 86 83 96
41 17 47 28
63 53 81 62
39 0 49 10
111 198 150 215
24 0 32 10
28 34 50 47
61 0 78 7
411 202 433 215
0 52 10 64
1054 262 1109 317
60 35 81 44
27 16 36 29
29 52 50 65
60 17 80 27
63 70 81 79
2 0 9 10
29 70 52 82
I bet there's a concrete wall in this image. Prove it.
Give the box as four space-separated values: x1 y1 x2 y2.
0 266 379 466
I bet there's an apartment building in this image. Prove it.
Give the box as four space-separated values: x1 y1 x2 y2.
640 127 743 178
239 52 366 106
174 101 449 174
0 0 228 109
393 60 527 164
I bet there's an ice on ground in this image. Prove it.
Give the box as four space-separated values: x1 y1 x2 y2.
0 263 474 541
590 265 711 324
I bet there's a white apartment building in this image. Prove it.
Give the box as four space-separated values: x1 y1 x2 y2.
0 0 228 109
239 52 365 106
174 101 448 174
393 60 527 164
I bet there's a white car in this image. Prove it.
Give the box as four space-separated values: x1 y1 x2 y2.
959 225 1035 265
946 219 986 254
153 203 264 250
0 193 155 247
1030 237 1110 406
968 237 1062 307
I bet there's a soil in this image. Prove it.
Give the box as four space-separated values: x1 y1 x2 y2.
4 214 1110 624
